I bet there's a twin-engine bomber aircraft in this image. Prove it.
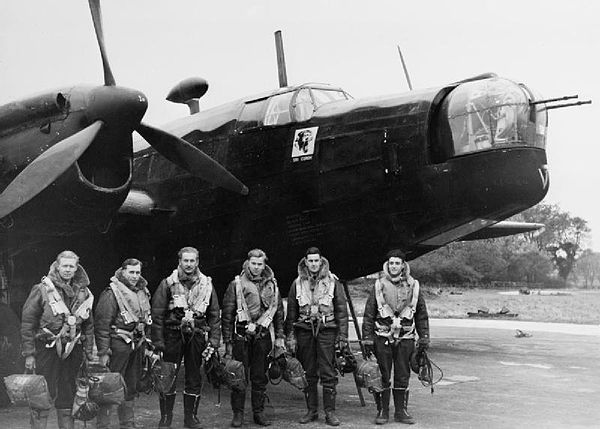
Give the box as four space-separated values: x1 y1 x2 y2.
0 1 588 304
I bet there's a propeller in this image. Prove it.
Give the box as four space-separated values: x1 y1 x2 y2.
86 0 248 194
88 0 115 86
0 121 103 219
136 123 249 195
0 0 248 219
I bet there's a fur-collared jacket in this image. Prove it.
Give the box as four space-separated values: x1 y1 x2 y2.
20 262 94 358
151 267 221 350
362 261 429 344
94 268 151 356
285 256 348 340
221 262 285 343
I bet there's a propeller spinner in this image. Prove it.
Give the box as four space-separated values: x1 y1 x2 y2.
0 0 247 218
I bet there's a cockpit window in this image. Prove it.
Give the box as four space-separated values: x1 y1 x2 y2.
292 88 314 122
263 92 294 126
311 89 349 108
443 78 546 156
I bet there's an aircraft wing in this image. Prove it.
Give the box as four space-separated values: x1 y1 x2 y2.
460 221 544 241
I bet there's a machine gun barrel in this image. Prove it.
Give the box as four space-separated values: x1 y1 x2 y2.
530 95 578 105
545 100 592 110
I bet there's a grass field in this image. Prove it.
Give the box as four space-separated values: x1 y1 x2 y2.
348 280 600 325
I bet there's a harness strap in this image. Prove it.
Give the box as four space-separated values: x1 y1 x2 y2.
110 284 139 325
235 276 250 323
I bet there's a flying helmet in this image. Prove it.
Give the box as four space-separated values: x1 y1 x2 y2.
335 346 357 375
354 358 384 393
222 357 247 392
267 347 287 385
410 348 432 384
282 354 308 391
151 361 178 394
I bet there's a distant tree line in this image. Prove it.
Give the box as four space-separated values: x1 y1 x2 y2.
410 203 599 288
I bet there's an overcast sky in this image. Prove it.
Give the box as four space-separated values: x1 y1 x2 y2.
1 0 598 249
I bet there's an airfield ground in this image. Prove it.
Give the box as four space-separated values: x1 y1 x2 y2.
2 288 599 428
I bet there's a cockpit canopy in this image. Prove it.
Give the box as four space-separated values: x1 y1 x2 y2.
237 84 351 131
440 77 547 156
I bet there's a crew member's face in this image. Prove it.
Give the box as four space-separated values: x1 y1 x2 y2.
123 264 141 287
179 252 199 274
248 256 265 277
57 258 77 282
306 253 322 274
387 257 404 276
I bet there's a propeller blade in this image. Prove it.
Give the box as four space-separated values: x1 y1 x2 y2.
136 123 249 195
0 121 103 219
88 0 116 86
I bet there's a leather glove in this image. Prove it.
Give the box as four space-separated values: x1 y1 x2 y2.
224 342 233 359
417 337 430 351
362 341 375 360
286 336 297 354
25 356 36 372
99 354 110 368
274 338 285 350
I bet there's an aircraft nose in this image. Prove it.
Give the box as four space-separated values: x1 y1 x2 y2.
86 86 148 129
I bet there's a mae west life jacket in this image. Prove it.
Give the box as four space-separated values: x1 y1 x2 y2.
374 277 420 341
110 278 152 348
234 274 279 331
40 276 93 358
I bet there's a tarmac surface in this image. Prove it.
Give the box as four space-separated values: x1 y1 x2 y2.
2 319 599 428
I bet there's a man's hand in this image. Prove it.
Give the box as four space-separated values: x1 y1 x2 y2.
202 344 215 361
417 337 430 351
86 352 95 362
362 340 375 360
274 338 285 350
99 354 110 368
224 342 233 359
25 356 35 372
336 336 349 352
286 336 297 354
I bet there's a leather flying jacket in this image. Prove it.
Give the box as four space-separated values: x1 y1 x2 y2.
285 256 348 339
151 267 221 350
362 261 429 344
221 262 284 343
94 268 151 356
20 262 94 358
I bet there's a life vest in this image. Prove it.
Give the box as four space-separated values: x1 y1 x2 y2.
166 269 212 316
374 276 419 341
296 274 336 322
109 278 152 348
40 276 93 359
234 274 278 330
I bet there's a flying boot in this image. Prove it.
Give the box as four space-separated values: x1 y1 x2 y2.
323 387 340 426
374 388 390 424
299 384 318 423
252 389 271 426
230 390 245 427
183 392 203 429
158 392 176 428
393 388 414 424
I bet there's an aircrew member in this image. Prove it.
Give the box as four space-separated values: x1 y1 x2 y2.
151 247 221 429
21 250 94 429
361 249 430 425
285 247 348 427
221 249 285 427
94 258 152 429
